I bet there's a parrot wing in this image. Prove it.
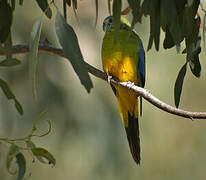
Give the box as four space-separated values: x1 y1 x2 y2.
137 42 145 116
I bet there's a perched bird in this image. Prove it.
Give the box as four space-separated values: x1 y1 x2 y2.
101 16 145 164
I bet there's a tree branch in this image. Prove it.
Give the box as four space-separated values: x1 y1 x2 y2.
0 44 206 120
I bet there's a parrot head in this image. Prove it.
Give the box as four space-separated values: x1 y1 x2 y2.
103 16 131 32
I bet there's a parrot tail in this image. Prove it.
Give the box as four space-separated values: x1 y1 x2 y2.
125 112 140 164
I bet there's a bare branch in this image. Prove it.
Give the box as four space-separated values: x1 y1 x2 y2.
0 44 206 120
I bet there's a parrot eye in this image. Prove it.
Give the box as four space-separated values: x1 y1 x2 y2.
108 18 112 23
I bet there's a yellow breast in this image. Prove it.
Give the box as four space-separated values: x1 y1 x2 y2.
103 52 138 84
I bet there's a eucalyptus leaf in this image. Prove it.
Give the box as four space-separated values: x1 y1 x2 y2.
65 0 71 6
4 33 13 60
107 0 112 15
188 52 201 77
31 147 56 166
141 0 150 15
187 0 193 6
185 17 201 77
0 0 13 43
112 0 122 43
19 0 23 5
16 153 26 180
153 11 160 50
63 0 67 20
0 58 21 67
11 0 15 10
127 0 142 28
7 144 19 175
29 17 43 100
163 26 175 49
0 78 23 115
26 140 47 163
203 14 206 50
72 0 77 9
94 0 98 27
174 63 187 108
35 0 52 19
182 48 186 54
147 0 160 51
55 11 93 93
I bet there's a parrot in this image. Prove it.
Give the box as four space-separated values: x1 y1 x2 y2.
101 16 145 164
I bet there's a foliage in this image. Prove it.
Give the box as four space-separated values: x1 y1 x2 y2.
0 0 204 112
0 111 55 180
0 0 206 178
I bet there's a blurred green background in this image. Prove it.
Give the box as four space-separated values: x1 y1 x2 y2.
1 1 206 180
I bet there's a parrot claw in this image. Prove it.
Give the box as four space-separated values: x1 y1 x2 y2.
126 81 135 89
107 75 113 84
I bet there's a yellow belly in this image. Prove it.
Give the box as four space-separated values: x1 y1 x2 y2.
103 55 139 127
103 54 138 84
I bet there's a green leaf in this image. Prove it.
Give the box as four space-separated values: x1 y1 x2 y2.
185 17 201 77
26 140 46 163
203 14 206 50
7 144 20 175
188 49 201 77
66 0 78 20
0 58 21 67
174 63 187 108
107 0 112 15
4 32 13 60
0 0 13 43
63 0 67 20
163 26 175 49
72 0 77 9
31 147 56 166
127 0 142 28
65 0 71 6
187 0 193 6
182 48 186 54
160 0 177 24
35 0 52 19
16 153 26 180
147 0 160 51
94 0 98 27
0 78 23 115
15 101 24 115
169 18 184 45
153 14 160 50
148 14 160 51
29 17 43 100
19 0 24 5
55 11 93 93
11 0 15 10
141 0 150 15
112 0 122 43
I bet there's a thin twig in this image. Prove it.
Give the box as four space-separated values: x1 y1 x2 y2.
0 44 206 119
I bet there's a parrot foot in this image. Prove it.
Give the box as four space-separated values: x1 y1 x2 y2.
126 81 135 89
107 75 113 84
120 81 135 89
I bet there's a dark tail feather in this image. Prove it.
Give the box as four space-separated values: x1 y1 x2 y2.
125 112 140 164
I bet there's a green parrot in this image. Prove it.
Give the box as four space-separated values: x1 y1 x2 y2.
101 16 146 164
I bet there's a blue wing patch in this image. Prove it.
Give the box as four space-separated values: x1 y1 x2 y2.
137 42 145 117
137 42 145 88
